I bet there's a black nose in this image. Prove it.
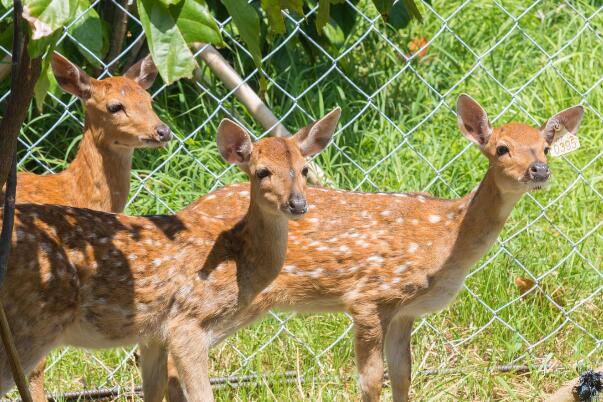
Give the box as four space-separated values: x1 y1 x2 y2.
155 124 172 141
288 193 307 215
528 161 550 182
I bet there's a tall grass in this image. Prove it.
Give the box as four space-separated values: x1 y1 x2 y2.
3 0 602 400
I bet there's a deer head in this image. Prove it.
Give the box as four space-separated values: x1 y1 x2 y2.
51 52 172 149
217 108 341 218
457 94 583 194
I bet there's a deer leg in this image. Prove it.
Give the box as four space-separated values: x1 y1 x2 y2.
384 315 414 402
168 323 213 402
353 312 387 402
29 359 47 402
166 352 186 402
139 341 168 402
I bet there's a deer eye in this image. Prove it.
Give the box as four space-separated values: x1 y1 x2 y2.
107 103 124 114
496 145 509 156
256 168 271 179
544 147 550 155
301 166 309 177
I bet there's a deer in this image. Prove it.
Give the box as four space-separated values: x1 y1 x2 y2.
172 95 584 402
0 108 340 402
2 52 172 212
6 52 173 402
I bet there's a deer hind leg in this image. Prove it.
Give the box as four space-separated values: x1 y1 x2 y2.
166 352 186 402
0 337 52 396
384 314 414 402
29 359 47 402
167 322 213 402
139 341 168 402
352 310 389 402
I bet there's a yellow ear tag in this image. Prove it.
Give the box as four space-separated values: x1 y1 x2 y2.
550 123 580 157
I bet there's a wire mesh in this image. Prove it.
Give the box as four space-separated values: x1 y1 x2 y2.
0 0 601 399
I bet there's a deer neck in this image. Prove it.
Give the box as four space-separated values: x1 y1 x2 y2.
444 169 522 270
233 195 289 299
66 124 133 213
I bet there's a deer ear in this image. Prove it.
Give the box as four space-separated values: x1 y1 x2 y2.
217 119 253 166
51 52 91 99
292 107 341 157
540 105 584 145
125 54 158 90
457 94 492 147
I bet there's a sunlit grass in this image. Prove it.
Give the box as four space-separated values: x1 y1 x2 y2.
3 0 602 400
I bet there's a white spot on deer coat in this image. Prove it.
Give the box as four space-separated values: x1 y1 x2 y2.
356 240 369 248
338 245 351 253
309 268 323 278
394 263 410 275
428 215 441 223
408 243 418 253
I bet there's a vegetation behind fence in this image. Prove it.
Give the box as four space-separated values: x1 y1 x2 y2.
0 0 601 400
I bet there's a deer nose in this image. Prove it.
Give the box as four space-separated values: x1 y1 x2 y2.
287 193 307 215
155 124 172 142
528 161 550 182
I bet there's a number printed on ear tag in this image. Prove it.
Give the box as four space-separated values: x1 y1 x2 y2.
550 133 580 157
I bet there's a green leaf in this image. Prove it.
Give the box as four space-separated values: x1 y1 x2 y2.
158 0 183 5
388 0 410 30
33 46 58 111
23 0 78 40
69 0 104 66
321 2 356 49
34 60 51 112
1 0 12 9
316 0 330 31
281 0 303 15
137 0 197 84
371 0 393 17
27 29 59 57
174 0 223 46
402 0 422 22
222 0 261 66
261 0 285 34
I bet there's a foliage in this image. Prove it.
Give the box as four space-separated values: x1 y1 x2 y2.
2 0 601 400
0 0 422 98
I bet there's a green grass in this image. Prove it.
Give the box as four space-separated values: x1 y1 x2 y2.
3 0 603 400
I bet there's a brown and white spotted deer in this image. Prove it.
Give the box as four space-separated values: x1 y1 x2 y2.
0 109 340 402
181 95 584 401
2 52 172 212
8 52 172 402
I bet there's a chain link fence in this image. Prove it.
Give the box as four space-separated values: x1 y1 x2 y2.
0 0 602 399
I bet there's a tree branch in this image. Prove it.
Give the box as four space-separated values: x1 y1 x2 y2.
0 21 42 188
105 0 130 71
0 3 37 400
192 43 333 186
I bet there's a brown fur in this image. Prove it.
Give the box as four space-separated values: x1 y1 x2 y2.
167 96 584 401
3 53 170 213
0 110 340 402
10 53 170 402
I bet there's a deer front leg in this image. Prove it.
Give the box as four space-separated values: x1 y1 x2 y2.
139 341 168 402
168 324 213 402
353 313 387 402
166 352 186 402
29 359 47 402
384 315 414 402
